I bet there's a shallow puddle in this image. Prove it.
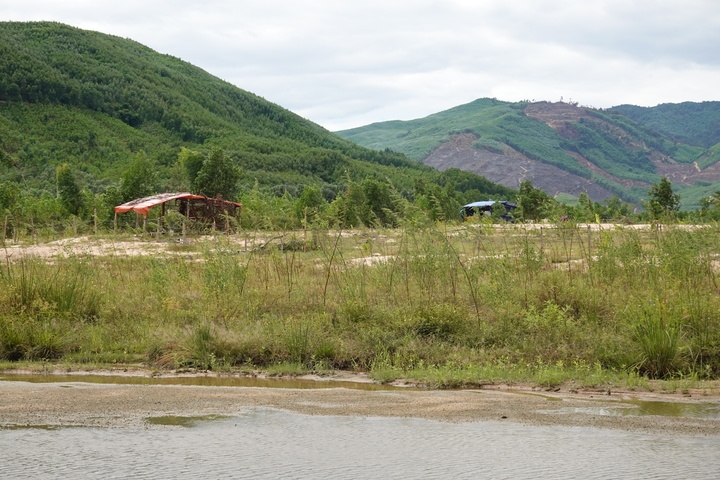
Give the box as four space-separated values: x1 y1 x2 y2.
146 414 228 427
621 398 720 418
0 373 397 390
542 398 720 420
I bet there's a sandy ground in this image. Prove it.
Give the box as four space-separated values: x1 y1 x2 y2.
1 370 719 435
0 224 701 261
5 228 719 272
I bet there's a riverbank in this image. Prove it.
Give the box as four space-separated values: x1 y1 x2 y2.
3 225 720 392
2 369 719 435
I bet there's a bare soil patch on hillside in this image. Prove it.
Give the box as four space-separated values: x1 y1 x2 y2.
421 133 615 200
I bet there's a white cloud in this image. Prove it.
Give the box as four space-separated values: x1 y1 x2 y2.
2 0 719 130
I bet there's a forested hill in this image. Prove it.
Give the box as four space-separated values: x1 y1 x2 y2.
337 98 720 208
609 102 720 149
0 21 514 212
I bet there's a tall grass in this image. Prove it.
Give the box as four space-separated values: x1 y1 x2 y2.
1 224 719 385
3 258 102 320
634 304 682 379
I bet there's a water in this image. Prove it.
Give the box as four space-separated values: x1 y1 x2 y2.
3 407 720 479
0 373 396 390
541 399 720 420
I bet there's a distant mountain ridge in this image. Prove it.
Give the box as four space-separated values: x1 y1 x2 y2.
337 99 720 208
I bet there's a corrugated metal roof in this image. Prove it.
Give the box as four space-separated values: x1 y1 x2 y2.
114 192 241 216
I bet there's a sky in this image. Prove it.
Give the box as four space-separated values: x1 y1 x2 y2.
3 0 720 131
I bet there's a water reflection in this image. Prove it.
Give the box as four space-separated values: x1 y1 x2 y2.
2 408 720 479
146 415 229 427
622 399 720 419
543 399 720 420
0 373 396 390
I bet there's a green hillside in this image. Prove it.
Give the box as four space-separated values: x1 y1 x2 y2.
610 102 720 149
337 98 720 208
0 21 413 189
0 21 516 229
338 99 514 161
339 98 673 178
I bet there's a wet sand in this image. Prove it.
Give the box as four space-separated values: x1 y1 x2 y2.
1 371 719 435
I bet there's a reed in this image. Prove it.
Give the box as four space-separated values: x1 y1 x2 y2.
632 300 683 379
1 223 719 387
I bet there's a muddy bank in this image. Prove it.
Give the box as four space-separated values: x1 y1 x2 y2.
1 371 719 435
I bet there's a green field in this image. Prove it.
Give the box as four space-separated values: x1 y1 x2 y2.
2 221 719 392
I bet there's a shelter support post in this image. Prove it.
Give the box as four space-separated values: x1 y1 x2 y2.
161 202 166 231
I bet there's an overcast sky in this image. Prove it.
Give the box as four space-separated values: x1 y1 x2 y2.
3 1 720 131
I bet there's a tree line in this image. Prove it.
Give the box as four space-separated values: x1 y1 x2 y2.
1 140 715 240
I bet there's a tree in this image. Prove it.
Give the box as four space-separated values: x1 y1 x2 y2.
329 181 366 228
178 147 205 189
192 148 241 200
294 185 326 224
414 181 461 222
362 179 401 227
120 152 158 202
699 191 720 221
56 163 83 215
646 177 679 219
602 196 632 220
0 180 20 212
517 180 552 221
574 193 597 223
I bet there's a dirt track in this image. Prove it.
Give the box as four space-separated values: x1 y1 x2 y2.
1 372 719 435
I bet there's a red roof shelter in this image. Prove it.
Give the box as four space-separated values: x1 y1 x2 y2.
114 192 242 231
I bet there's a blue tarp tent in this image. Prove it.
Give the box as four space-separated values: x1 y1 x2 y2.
461 201 517 221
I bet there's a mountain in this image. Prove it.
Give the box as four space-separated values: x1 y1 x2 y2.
609 102 720 149
337 98 720 208
0 21 513 207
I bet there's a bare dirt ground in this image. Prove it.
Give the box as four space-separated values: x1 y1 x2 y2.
0 224 699 262
0 232 357 261
1 369 719 435
0 235 228 261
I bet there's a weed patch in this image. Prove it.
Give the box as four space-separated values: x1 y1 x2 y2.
3 225 720 386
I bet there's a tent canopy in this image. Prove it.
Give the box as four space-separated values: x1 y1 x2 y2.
463 201 497 209
462 200 517 210
461 200 517 221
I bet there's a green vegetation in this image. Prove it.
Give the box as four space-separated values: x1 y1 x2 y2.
338 99 720 208
610 102 720 149
645 177 680 220
571 119 654 180
0 21 516 233
517 180 554 221
339 99 592 179
2 222 720 389
3 22 720 392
